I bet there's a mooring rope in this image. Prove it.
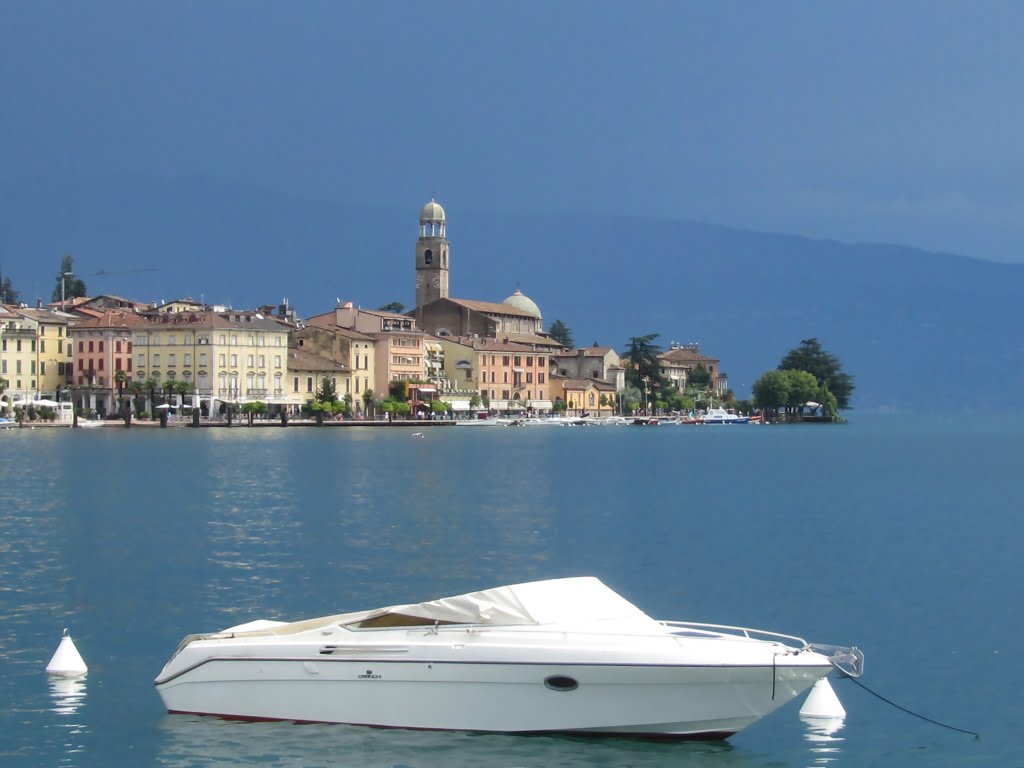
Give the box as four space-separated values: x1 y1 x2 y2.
839 674 980 740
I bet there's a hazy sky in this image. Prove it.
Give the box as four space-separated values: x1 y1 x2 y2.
4 1 1024 261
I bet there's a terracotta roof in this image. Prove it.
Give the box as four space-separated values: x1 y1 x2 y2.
305 312 391 340
462 337 549 353
659 347 719 365
552 346 614 358
498 332 563 348
557 377 617 392
448 298 538 319
69 310 152 329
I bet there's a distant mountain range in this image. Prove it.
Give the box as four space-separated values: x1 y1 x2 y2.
3 172 1021 412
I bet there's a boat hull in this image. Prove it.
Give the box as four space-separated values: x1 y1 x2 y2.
157 656 829 738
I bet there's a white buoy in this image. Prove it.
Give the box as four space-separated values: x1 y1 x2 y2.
46 629 88 677
800 677 846 718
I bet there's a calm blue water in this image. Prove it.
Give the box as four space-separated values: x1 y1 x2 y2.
1 418 1020 767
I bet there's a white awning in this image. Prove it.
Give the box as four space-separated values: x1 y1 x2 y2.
528 400 553 409
233 578 660 635
444 399 471 411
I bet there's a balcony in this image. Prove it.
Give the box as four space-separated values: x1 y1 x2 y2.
246 388 268 397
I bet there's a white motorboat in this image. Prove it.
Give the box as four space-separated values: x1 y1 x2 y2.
154 577 862 739
700 407 750 425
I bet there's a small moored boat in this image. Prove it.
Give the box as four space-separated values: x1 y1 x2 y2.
155 577 862 739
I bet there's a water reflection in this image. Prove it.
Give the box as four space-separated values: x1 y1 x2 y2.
800 716 845 766
156 716 769 768
48 675 87 716
47 676 88 765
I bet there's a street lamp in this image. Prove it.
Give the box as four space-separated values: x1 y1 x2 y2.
60 271 73 311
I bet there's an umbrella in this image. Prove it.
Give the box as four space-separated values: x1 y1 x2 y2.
31 399 60 407
155 403 172 409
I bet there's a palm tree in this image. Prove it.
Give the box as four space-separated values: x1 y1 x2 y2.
114 369 130 419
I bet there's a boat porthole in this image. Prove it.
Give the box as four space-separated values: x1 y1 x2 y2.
544 675 579 692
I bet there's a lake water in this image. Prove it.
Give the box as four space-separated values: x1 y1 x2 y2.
1 417 1020 767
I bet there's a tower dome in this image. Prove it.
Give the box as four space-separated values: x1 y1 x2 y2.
420 199 446 223
503 289 542 319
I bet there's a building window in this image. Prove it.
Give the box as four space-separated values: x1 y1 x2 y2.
88 341 94 352
139 353 146 366
199 353 207 366
115 358 122 371
503 356 510 365
293 376 299 393
247 355 254 367
307 377 313 392
231 354 237 367
219 354 226 366
503 372 508 384
98 358 104 371
258 355 265 367
526 356 533 366
58 340 63 354
169 354 176 366
153 354 160 366
116 340 122 353
128 358 133 372
40 340 46 353
274 355 281 368
539 372 545 384
184 353 191 366
527 372 533 383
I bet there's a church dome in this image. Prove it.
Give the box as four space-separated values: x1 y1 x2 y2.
420 199 446 223
503 289 542 318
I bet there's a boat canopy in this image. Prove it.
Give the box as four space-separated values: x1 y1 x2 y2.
222 577 656 637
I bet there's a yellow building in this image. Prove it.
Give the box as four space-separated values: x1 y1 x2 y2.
132 310 295 412
550 377 618 417
309 302 423 398
294 320 377 407
0 305 74 408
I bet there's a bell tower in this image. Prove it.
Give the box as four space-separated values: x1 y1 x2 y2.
415 199 449 308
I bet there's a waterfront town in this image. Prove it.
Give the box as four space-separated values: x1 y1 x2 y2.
0 200 728 424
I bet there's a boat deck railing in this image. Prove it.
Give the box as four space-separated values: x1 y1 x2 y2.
659 620 810 649
661 621 865 677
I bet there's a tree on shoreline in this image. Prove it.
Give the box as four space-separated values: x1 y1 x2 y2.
778 338 854 410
